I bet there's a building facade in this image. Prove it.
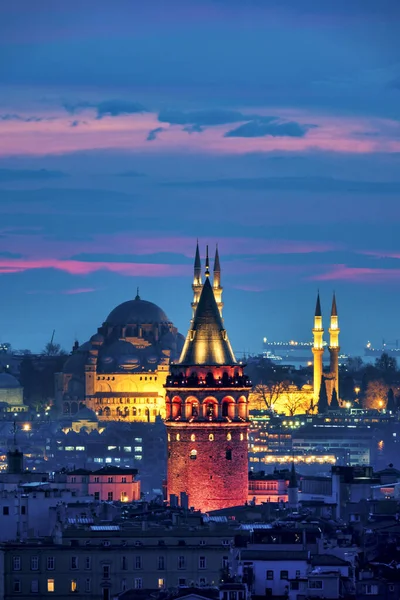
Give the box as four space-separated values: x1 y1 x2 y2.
55 293 184 423
165 246 251 513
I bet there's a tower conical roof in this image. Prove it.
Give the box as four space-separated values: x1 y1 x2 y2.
214 245 221 273
177 277 237 366
315 292 322 317
194 241 201 274
331 293 337 317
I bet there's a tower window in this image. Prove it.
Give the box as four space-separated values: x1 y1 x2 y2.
190 449 197 460
176 433 180 441
240 433 244 441
226 433 232 441
226 450 232 460
209 434 214 441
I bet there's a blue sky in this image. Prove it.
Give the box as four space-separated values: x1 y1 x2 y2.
0 1 399 355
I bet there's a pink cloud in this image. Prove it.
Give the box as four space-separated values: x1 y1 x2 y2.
0 257 190 277
311 264 400 283
1 109 400 157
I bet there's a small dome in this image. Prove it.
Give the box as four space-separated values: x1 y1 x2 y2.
105 295 170 326
0 373 21 389
73 407 98 422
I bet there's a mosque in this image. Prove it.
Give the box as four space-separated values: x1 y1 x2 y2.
55 291 185 422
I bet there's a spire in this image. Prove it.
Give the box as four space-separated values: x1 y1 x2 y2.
331 292 337 317
135 287 140 301
288 461 298 489
214 245 220 274
205 245 210 278
315 292 322 317
194 240 201 285
178 277 236 366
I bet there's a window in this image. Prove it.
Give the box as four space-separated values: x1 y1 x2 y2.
134 446 142 452
71 579 78 593
135 556 142 569
103 565 110 579
361 584 379 595
209 434 214 441
222 556 229 568
107 492 113 501
295 570 300 578
13 556 21 571
47 579 55 593
178 556 186 569
31 556 39 571
158 578 165 588
103 589 110 600
94 492 100 501
85 557 91 570
158 556 165 570
94 476 100 483
266 570 274 580
291 581 299 590
31 580 39 593
71 556 78 570
71 477 76 483
199 578 206 586
108 477 113 483
122 477 127 483
47 557 55 571
13 580 21 593
226 449 232 460
179 578 186 586
121 556 127 570
134 578 142 589
280 571 288 580
190 449 197 460
309 580 323 589
121 579 127 591
21 506 26 515
199 556 206 569
85 579 91 593
3 506 9 515
199 540 206 546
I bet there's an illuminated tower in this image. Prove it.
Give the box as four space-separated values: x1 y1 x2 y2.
213 245 223 316
312 293 324 401
165 249 251 512
328 293 340 396
191 241 203 318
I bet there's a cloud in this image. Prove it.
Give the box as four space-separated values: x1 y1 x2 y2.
70 119 87 127
224 120 314 138
0 114 45 122
158 109 272 128
63 100 146 119
311 264 400 283
0 169 67 182
147 127 165 141
163 176 400 194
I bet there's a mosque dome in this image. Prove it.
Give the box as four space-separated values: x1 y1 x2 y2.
105 294 170 326
0 373 21 389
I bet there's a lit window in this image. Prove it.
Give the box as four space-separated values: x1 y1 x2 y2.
190 449 197 460
226 433 232 441
176 433 180 441
158 578 165 588
209 434 214 441
123 446 132 452
240 433 244 441
190 434 196 442
134 455 142 460
134 446 142 452
71 580 78 593
65 446 74 451
75 446 85 451
107 446 117 451
47 579 55 593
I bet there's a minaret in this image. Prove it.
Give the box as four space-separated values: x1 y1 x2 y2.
328 293 340 397
312 293 324 401
191 241 203 318
165 251 251 512
213 245 223 317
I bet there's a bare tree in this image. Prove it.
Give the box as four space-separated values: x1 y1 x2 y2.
252 381 290 411
282 392 309 416
364 379 389 410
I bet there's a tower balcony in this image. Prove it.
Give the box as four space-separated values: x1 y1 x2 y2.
165 373 252 389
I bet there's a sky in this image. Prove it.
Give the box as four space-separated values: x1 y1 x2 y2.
0 0 400 356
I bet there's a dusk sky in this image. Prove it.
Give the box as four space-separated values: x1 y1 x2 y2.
1 1 400 356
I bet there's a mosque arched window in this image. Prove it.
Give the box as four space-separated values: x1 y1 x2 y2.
190 434 196 441
190 449 197 460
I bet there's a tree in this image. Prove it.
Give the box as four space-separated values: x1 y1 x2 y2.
330 388 340 410
386 388 396 413
282 392 309 416
252 381 289 411
346 356 364 373
375 352 398 383
318 379 329 414
364 379 389 410
43 341 67 356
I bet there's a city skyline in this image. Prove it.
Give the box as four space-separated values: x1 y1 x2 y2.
1 1 400 354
